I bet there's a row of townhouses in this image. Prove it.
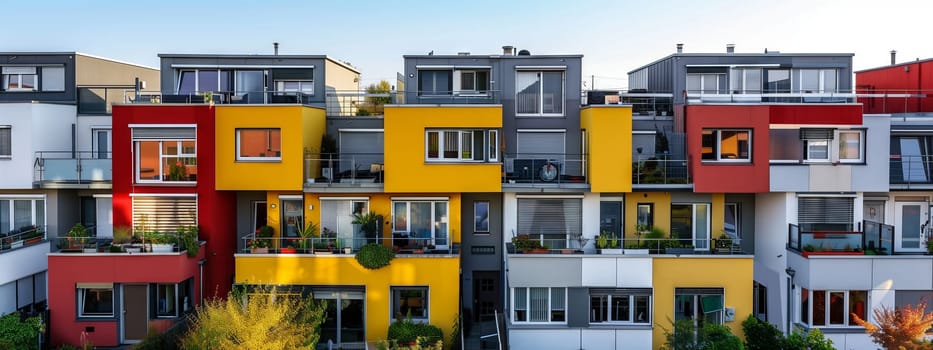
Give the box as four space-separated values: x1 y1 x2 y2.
2 45 933 349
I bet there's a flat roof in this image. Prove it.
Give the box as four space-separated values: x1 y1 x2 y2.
404 54 583 59
0 52 158 71
157 54 360 74
855 57 933 74
627 52 855 75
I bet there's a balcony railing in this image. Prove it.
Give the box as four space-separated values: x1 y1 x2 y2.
686 90 856 104
0 225 46 253
862 220 895 255
856 89 931 114
123 90 316 105
402 90 501 105
503 153 586 185
34 151 112 184
507 237 746 255
632 157 690 185
890 154 933 187
788 224 865 257
240 233 459 255
305 153 384 185
78 85 135 115
51 234 199 254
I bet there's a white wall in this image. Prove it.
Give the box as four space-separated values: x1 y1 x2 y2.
754 192 794 332
503 192 517 243
0 103 75 189
511 329 653 350
75 115 111 154
0 242 49 286
824 332 876 350
96 196 113 238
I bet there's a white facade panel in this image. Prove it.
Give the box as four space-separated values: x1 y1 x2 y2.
95 196 113 238
852 115 891 192
582 257 616 286
808 165 852 191
871 289 895 324
0 103 75 189
580 329 615 350
582 193 599 245
872 258 933 290
618 329 653 350
617 258 653 288
769 166 809 192
509 329 581 350
807 258 873 290
0 242 50 286
824 333 875 350
508 256 582 287
754 192 794 332
503 192 517 244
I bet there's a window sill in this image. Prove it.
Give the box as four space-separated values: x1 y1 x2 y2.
516 114 566 118
587 323 653 330
509 322 569 329
700 161 753 165
795 323 865 333
235 159 282 163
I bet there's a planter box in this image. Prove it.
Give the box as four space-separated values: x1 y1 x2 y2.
83 248 97 253
151 244 174 253
664 247 695 255
314 249 333 255
25 237 42 245
623 249 649 255
280 247 297 254
251 247 270 254
599 249 623 255
125 246 143 253
802 251 864 258
11 240 23 249
523 248 549 254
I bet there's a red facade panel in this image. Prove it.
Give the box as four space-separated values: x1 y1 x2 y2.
111 105 236 300
857 60 933 114
47 250 205 347
686 105 770 193
768 104 862 125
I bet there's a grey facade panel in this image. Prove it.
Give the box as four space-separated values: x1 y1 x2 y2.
566 287 589 328
0 54 77 103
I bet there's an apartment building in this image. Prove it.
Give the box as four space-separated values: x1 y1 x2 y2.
1 52 157 321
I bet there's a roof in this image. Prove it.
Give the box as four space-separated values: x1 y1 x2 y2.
0 52 158 71
627 52 855 75
157 54 360 74
403 54 583 59
855 57 933 74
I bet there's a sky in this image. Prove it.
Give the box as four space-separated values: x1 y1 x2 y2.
3 0 931 90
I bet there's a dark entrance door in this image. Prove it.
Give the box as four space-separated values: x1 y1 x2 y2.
122 284 148 342
473 271 500 322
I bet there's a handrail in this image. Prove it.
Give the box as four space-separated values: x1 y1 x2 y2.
0 226 46 253
240 233 459 255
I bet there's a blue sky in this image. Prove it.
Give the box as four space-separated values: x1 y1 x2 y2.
4 0 930 89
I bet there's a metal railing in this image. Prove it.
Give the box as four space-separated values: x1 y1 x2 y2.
34 151 112 183
585 91 674 117
890 154 933 186
788 224 865 255
240 233 458 255
856 89 931 114
51 234 192 254
503 153 586 185
0 225 46 253
508 236 745 255
78 85 135 114
324 90 501 117
123 90 316 105
862 220 895 255
632 157 690 185
685 90 856 104
402 90 500 105
305 153 384 185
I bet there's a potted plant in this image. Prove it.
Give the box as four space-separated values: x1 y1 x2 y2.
252 225 274 253
926 236 933 255
596 231 623 254
296 221 319 253
176 225 200 257
66 223 91 252
145 232 175 253
23 226 42 245
353 211 382 245
280 242 297 254
512 234 547 254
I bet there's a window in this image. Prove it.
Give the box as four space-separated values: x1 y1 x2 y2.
798 196 854 232
637 203 653 230
133 127 197 183
724 203 740 239
320 199 369 249
151 279 193 318
686 73 724 94
895 290 933 316
391 287 428 320
0 198 45 234
392 200 449 247
132 196 196 233
474 201 490 233
488 130 499 162
275 80 313 95
177 69 232 94
0 126 10 158
156 284 177 318
458 70 489 93
418 70 452 95
590 289 651 324
701 129 751 162
78 286 114 317
838 130 863 162
797 69 838 93
675 288 724 326
512 287 566 323
730 68 762 94
2 66 37 91
516 71 564 115
799 129 864 164
237 128 281 161
800 289 866 327
753 282 767 321
426 129 498 162
41 67 65 91
671 203 711 250
517 198 582 249
765 70 791 93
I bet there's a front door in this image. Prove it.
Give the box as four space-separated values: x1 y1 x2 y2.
473 271 500 322
314 289 365 350
122 284 148 343
895 202 927 252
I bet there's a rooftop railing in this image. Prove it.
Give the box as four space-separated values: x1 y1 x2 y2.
401 90 501 105
122 90 316 105
305 152 384 185
34 151 112 184
78 85 135 115
632 157 690 185
856 89 932 114
686 90 856 104
862 220 895 255
890 154 933 187
507 236 746 255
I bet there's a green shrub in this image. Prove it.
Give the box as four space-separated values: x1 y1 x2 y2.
784 328 834 350
387 315 443 346
742 315 783 350
660 318 743 350
355 243 395 269
0 313 43 350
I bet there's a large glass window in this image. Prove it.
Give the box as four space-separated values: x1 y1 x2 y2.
517 198 582 249
426 129 497 162
687 73 724 94
473 201 490 233
0 198 45 234
730 68 762 94
418 70 452 95
458 70 489 93
797 69 838 93
135 140 197 183
838 130 863 163
391 287 428 321
765 70 791 93
675 288 724 326
0 126 10 158
2 66 37 91
237 128 281 161
275 80 313 95
177 69 233 95
671 203 711 250
78 287 114 317
800 289 867 327
392 200 449 247
590 289 651 324
320 199 369 250
701 129 751 162
516 71 564 115
512 287 566 323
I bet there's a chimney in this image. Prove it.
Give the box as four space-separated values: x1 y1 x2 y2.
274 42 279 56
502 45 514 56
726 44 735 53
890 50 897 65
676 43 683 53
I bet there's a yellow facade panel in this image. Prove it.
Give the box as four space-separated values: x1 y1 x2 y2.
384 105 503 193
581 106 632 192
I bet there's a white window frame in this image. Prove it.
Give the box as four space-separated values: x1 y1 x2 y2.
92 128 112 160
589 290 652 324
391 200 449 249
797 69 838 93
77 287 114 318
455 69 489 95
515 70 565 117
701 129 752 162
425 129 498 162
2 66 38 91
488 130 499 162
0 197 45 234
236 128 281 161
275 80 314 95
730 68 762 94
686 73 724 95
390 286 429 322
511 287 567 324
672 203 712 251
805 139 831 162
800 289 868 328
837 130 864 163
134 139 197 184
0 126 10 158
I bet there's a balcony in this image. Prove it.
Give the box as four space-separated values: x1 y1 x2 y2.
890 154 933 189
50 235 203 255
34 151 111 189
788 224 868 258
856 89 931 114
507 236 746 256
239 234 459 256
401 90 500 106
123 90 316 105
632 157 690 188
503 153 587 190
0 226 46 254
304 153 384 192
78 86 134 115
686 90 856 104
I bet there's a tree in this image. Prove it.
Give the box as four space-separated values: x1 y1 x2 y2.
180 288 326 350
742 315 783 350
852 300 933 350
660 318 743 350
366 80 393 106
0 313 43 350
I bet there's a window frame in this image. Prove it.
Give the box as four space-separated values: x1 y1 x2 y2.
0 197 45 234
674 288 725 327
797 69 838 93
456 69 490 95
473 201 490 233
589 289 652 324
0 126 10 158
515 70 565 117
671 203 712 251
390 286 429 322
511 287 567 324
2 66 38 92
275 80 314 95
236 128 282 162
799 288 867 328
134 135 197 184
425 129 498 163
701 129 752 162
155 283 179 318
837 130 864 163
417 69 453 96
392 200 450 248
637 203 653 230
77 287 114 318
686 73 725 95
